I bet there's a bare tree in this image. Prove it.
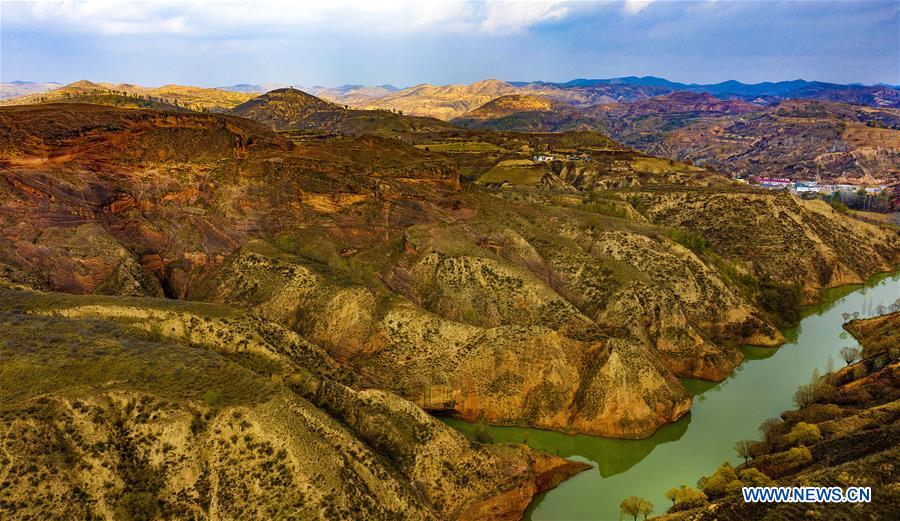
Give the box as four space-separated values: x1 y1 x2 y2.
759 417 782 444
734 440 755 463
665 488 678 507
620 497 653 521
793 382 816 408
839 346 861 366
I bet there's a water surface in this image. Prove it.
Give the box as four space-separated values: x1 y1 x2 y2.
442 271 899 520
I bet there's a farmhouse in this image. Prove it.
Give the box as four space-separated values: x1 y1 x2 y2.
752 177 792 189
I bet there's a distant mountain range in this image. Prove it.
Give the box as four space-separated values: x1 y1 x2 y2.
322 77 900 119
3 77 897 182
517 76 900 99
454 90 900 183
0 80 63 100
8 76 898 115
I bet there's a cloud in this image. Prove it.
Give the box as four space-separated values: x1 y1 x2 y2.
623 0 655 15
479 1 571 33
3 0 579 36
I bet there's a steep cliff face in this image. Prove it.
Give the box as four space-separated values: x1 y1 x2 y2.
0 287 587 520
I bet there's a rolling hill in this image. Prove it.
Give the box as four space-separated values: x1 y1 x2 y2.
1 101 897 520
1 80 255 112
228 87 452 137
351 79 522 120
453 94 559 121
453 92 900 183
228 87 344 126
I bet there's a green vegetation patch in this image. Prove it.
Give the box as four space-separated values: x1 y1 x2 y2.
0 291 276 408
414 141 506 153
666 228 711 254
757 274 803 325
630 157 704 175
476 160 546 186
582 190 631 219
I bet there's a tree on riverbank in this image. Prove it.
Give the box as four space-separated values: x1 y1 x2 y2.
840 345 861 365
665 485 708 512
734 439 755 463
619 496 653 520
665 488 677 507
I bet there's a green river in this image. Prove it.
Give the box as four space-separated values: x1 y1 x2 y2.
442 271 900 520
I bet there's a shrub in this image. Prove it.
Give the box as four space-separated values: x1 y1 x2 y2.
793 382 816 408
839 346 861 366
784 422 822 447
146 323 164 343
738 468 775 487
666 228 710 254
785 446 813 465
115 492 159 521
665 488 678 507
757 274 802 324
668 485 708 512
472 424 494 444
830 199 849 213
619 496 653 520
793 369 827 409
698 462 740 498
202 389 225 408
734 439 756 463
759 417 784 445
190 412 206 435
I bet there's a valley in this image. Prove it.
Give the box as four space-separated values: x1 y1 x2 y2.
0 84 898 521
447 271 900 520
3 1 898 518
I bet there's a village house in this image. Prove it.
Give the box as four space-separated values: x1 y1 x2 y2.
751 177 792 189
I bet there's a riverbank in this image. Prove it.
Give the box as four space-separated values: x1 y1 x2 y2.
652 310 900 520
440 269 900 520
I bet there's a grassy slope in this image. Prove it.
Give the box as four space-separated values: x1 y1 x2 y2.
0 286 588 520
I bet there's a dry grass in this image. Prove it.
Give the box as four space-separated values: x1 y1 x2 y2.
476 161 545 185
415 141 506 153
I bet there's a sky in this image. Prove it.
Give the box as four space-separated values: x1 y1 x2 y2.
1 0 898 88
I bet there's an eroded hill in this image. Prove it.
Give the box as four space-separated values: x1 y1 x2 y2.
0 287 586 520
1 101 898 519
2 103 896 440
